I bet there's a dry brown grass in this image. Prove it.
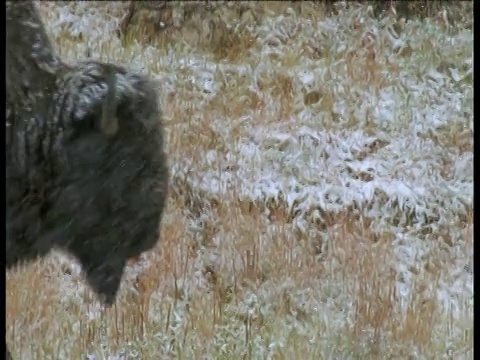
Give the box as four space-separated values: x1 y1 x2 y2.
7 1 473 359
7 206 472 357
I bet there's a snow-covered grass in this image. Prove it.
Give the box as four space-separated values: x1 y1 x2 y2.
7 2 473 359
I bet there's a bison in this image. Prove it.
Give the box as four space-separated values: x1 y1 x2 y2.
6 2 169 358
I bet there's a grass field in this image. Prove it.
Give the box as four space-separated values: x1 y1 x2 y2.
6 2 473 359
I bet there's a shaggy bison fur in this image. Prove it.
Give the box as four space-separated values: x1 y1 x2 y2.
6 2 168 358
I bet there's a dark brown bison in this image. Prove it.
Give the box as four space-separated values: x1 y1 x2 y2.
6 2 168 358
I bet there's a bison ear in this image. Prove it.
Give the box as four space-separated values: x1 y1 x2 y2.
71 66 119 138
